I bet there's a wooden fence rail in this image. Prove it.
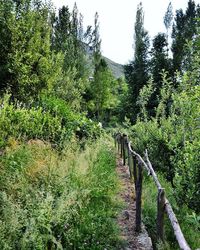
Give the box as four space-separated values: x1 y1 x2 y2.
114 133 191 250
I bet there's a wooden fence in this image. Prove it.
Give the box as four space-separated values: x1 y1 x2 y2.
114 133 191 250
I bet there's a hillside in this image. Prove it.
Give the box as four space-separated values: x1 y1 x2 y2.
103 56 124 79
85 44 125 79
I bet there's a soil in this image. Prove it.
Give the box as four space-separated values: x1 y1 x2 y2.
116 157 153 250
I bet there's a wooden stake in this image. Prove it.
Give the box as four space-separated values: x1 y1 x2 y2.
135 162 143 232
157 188 165 241
132 155 137 191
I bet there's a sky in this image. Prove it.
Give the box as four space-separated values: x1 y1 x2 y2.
52 0 199 64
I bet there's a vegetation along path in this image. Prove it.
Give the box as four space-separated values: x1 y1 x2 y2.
0 0 199 249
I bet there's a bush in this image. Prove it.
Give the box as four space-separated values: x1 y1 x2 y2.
0 94 102 149
38 95 102 141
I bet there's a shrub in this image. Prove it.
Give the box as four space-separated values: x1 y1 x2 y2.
0 94 102 149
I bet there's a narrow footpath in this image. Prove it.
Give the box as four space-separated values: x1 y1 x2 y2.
116 157 153 250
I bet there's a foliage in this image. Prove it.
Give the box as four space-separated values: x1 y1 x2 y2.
128 29 200 213
130 61 200 209
124 9 200 247
0 94 102 149
51 4 92 110
0 138 122 249
124 2 149 122
163 2 173 55
148 34 171 116
172 0 199 72
0 0 13 93
84 12 125 124
142 172 200 250
0 0 60 101
88 59 117 121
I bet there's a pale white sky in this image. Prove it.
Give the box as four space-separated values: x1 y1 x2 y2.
52 0 199 64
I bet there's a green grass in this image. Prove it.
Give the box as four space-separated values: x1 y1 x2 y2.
0 137 122 249
142 172 200 250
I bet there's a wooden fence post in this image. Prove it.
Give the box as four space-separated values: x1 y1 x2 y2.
157 188 165 241
132 155 137 191
116 134 120 154
117 139 120 154
127 144 132 179
122 134 127 166
120 135 123 158
135 161 143 232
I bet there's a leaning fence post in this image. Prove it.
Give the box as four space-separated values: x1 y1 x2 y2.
157 188 165 241
135 161 143 232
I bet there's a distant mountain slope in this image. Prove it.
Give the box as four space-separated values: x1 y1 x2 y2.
103 56 124 79
85 43 124 79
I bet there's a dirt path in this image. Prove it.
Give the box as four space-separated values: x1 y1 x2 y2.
117 157 152 250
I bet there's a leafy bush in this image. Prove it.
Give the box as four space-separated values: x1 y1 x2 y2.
39 94 102 140
0 94 102 149
0 95 66 149
128 62 200 212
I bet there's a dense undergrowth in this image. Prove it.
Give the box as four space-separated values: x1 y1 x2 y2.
0 137 122 249
0 94 102 150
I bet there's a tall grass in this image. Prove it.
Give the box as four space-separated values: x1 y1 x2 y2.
0 137 122 249
142 172 200 250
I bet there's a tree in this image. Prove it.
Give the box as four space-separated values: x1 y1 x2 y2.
163 2 173 56
172 0 198 73
0 0 14 93
92 12 101 67
85 12 119 122
52 3 89 76
148 33 171 116
0 0 58 101
124 2 149 122
88 13 106 120
51 4 92 110
89 58 114 121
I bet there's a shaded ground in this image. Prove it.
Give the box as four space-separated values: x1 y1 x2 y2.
117 157 153 250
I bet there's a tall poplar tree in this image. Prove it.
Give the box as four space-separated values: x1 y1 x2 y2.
164 2 173 56
51 4 92 109
172 0 198 72
124 2 149 122
86 12 117 121
92 12 101 67
148 33 170 116
52 3 89 76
